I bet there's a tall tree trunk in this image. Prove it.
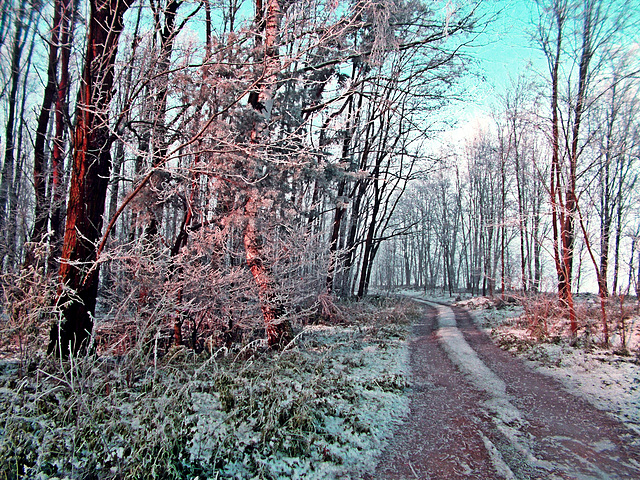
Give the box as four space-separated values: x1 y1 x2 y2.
244 194 292 347
326 107 356 293
532 182 543 292
244 0 292 347
0 1 11 49
357 174 383 299
598 88 618 298
339 178 364 297
135 0 182 241
152 0 181 166
48 0 131 357
338 102 370 297
628 231 638 298
559 0 595 334
29 0 67 264
326 177 347 293
203 0 211 46
513 125 527 293
48 0 74 273
611 189 623 295
547 0 578 334
578 206 609 344
500 138 506 297
0 1 28 269
8 23 37 268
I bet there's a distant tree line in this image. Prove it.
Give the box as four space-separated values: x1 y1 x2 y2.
375 0 640 344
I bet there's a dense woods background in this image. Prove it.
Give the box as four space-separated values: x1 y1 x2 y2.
0 0 639 355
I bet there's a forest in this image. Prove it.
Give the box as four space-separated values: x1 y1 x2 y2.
0 0 639 477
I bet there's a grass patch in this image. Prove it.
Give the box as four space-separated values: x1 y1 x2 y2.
0 298 411 479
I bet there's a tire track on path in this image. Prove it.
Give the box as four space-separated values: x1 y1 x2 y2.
452 304 640 479
373 299 640 479
372 302 504 479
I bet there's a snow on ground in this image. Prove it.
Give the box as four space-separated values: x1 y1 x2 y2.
0 318 412 479
418 300 555 474
435 304 522 426
187 323 412 479
461 296 640 435
395 288 473 305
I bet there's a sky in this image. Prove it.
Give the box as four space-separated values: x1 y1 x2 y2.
471 0 545 93
438 0 548 145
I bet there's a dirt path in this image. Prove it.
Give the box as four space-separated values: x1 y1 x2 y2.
372 301 640 480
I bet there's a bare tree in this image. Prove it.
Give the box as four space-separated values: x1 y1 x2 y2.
0 0 33 269
538 0 610 335
28 0 73 268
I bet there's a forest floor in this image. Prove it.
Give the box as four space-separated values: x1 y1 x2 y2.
372 293 640 479
0 298 417 479
2 294 640 479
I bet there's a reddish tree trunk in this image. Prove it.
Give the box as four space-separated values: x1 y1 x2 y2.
48 0 131 357
242 0 292 348
49 0 73 272
547 3 578 335
244 195 292 348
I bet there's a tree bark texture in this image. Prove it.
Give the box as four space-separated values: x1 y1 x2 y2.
29 0 66 260
49 0 75 272
48 0 131 357
0 1 29 268
244 195 292 347
547 1 578 335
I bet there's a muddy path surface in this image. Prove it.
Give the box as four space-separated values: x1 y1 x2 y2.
371 301 640 480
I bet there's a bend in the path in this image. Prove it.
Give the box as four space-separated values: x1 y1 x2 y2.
373 300 640 480
451 304 640 479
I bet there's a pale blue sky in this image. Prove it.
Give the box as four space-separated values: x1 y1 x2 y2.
463 0 546 115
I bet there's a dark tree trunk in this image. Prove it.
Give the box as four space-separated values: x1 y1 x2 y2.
48 0 74 273
48 0 131 357
547 2 578 334
29 0 67 265
8 23 37 267
0 1 28 268
326 177 347 293
339 179 364 296
357 178 382 298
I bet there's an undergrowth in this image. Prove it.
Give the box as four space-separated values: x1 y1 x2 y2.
469 293 640 360
0 297 414 480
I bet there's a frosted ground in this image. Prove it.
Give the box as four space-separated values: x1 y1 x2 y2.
2 293 638 478
398 289 640 435
454 294 640 435
186 323 411 479
0 301 415 479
